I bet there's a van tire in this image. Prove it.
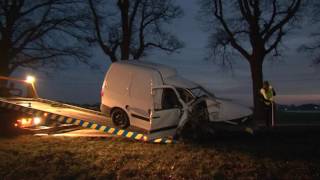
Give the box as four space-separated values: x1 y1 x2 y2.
111 108 130 129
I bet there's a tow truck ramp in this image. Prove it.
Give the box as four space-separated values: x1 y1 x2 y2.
0 98 173 144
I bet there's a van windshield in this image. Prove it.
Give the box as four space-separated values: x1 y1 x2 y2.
188 86 215 98
176 88 194 103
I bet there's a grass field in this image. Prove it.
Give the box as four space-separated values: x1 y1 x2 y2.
0 110 320 179
276 111 320 124
0 129 320 179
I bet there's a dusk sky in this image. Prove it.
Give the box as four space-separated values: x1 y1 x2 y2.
14 0 320 106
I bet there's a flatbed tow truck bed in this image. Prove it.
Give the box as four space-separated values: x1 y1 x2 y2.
0 97 172 143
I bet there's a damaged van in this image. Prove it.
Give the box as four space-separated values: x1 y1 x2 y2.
100 61 252 138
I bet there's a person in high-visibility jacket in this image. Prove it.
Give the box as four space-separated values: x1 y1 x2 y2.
260 81 276 127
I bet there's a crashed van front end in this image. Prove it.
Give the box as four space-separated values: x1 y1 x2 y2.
162 75 254 138
205 97 253 125
175 86 253 139
186 86 252 123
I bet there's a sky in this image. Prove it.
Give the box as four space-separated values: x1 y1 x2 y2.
15 0 320 106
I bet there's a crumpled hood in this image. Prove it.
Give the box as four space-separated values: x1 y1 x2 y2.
205 98 252 122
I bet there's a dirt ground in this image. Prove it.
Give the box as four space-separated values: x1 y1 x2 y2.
0 127 320 180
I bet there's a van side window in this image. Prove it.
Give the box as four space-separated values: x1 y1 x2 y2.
162 88 181 109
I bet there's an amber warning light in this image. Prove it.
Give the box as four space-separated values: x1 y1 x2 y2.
15 117 42 128
25 75 35 84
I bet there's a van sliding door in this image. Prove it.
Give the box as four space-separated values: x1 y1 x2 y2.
127 72 153 129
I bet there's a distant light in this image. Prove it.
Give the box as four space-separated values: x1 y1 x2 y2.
26 75 35 84
33 117 41 125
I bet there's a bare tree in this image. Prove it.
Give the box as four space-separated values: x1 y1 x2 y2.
200 0 303 122
301 0 320 64
88 0 183 62
0 0 90 77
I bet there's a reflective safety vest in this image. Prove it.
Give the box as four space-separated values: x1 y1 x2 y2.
265 88 273 100
260 86 274 106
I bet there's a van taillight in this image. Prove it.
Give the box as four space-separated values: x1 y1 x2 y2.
101 80 106 97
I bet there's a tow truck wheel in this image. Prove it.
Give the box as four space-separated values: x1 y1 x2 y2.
111 108 130 129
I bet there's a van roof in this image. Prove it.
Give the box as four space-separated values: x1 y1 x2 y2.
115 60 177 78
114 60 198 88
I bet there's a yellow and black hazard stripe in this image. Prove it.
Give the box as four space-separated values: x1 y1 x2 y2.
0 100 173 144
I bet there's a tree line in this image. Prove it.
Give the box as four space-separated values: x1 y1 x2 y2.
0 0 319 121
0 0 183 77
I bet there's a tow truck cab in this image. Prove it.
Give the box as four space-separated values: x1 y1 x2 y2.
0 76 43 131
100 61 252 136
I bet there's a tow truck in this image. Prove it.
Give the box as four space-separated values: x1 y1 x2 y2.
0 75 255 143
0 75 173 143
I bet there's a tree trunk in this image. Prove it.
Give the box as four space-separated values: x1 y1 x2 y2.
0 65 10 77
249 60 265 124
118 0 130 60
0 59 10 89
0 48 11 77
0 29 12 77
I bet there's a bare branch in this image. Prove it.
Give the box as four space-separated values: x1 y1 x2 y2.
88 0 117 62
0 0 91 75
87 0 183 62
261 0 277 36
213 0 251 60
263 0 301 42
265 28 284 54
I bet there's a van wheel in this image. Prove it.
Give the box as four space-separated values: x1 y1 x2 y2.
111 108 130 129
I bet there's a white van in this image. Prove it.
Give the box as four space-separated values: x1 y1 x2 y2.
100 61 252 137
